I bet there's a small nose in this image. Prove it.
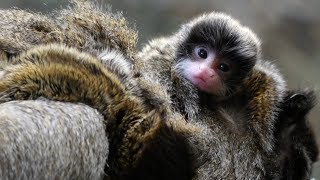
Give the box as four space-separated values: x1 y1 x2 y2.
198 68 215 80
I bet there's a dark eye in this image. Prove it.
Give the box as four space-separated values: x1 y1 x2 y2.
219 63 230 72
197 48 208 59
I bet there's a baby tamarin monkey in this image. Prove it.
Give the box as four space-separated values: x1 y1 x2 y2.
137 12 282 120
174 14 259 100
137 12 286 178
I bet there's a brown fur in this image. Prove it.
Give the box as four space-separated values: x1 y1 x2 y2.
0 0 137 61
0 44 193 179
57 0 137 59
0 1 140 178
0 2 193 179
0 8 62 60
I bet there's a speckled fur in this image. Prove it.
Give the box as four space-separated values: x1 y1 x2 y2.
0 44 193 180
56 0 137 59
0 0 137 61
0 2 141 178
0 8 62 57
0 2 192 179
0 100 108 180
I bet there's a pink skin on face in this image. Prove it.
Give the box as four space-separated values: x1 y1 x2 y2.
183 58 221 94
180 46 223 94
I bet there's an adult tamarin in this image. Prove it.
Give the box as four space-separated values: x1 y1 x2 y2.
0 1 190 179
0 0 139 179
0 3 317 179
0 43 194 180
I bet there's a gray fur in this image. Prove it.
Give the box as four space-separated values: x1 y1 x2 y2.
0 99 108 179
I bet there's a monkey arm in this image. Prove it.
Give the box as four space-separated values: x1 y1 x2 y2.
245 60 287 152
0 99 108 179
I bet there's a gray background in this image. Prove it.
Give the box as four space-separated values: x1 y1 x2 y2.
0 0 319 178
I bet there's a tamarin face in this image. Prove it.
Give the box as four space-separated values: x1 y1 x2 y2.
174 13 261 98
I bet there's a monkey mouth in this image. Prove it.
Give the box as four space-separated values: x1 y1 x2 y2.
195 76 206 83
193 76 206 84
193 77 210 91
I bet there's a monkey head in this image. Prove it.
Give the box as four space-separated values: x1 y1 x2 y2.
173 12 261 99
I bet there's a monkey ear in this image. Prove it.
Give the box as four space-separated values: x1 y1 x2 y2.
287 93 307 103
286 93 308 110
283 90 316 121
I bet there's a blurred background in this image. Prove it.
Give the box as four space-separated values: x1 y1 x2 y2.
0 0 319 177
